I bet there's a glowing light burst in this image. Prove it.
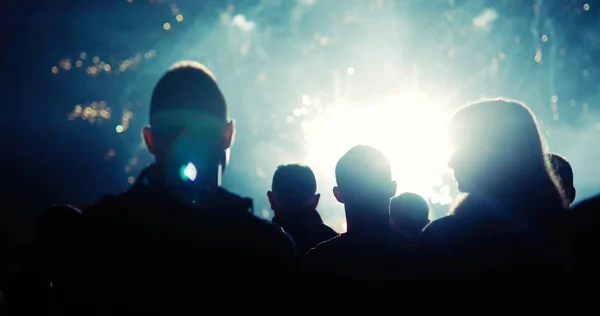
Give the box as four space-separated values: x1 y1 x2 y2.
301 92 455 205
181 162 197 181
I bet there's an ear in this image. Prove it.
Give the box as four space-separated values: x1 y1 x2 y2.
390 180 398 198
333 186 344 204
267 191 278 210
142 126 155 155
223 120 235 150
570 188 576 204
308 193 320 210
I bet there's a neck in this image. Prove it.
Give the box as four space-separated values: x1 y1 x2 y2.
154 159 222 190
273 207 321 223
194 164 222 188
345 204 391 233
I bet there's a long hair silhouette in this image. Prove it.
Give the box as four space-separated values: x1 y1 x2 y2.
448 98 567 222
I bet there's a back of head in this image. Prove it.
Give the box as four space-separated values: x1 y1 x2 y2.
449 98 566 216
150 61 227 129
271 164 317 209
144 61 234 193
547 153 575 204
450 99 544 164
148 61 229 160
390 193 430 234
335 145 394 211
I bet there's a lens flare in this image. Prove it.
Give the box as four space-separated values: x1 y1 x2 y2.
301 92 455 205
181 162 197 181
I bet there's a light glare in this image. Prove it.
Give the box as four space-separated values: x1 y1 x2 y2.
183 162 197 181
302 92 454 205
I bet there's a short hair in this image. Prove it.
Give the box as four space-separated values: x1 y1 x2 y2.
335 145 392 195
547 153 574 189
390 193 429 224
271 164 317 207
150 61 227 134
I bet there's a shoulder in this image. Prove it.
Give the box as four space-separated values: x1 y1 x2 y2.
420 215 460 244
570 194 600 228
40 205 83 230
250 215 285 234
321 224 339 237
42 204 82 220
305 234 340 258
83 193 126 217
212 189 297 252
37 205 84 251
422 215 457 233
572 194 600 214
251 216 298 250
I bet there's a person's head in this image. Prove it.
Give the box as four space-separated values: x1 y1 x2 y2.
390 192 430 237
267 164 320 214
143 61 234 170
546 153 575 204
448 98 566 209
333 145 397 226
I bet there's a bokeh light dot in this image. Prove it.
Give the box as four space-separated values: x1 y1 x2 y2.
302 95 312 106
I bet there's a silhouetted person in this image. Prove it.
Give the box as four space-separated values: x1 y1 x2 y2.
561 153 600 282
304 145 417 293
8 61 298 315
390 192 430 239
570 192 600 284
546 153 576 205
268 164 338 255
419 98 571 295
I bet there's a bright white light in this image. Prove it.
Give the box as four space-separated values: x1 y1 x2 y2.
302 92 454 205
473 8 498 29
302 95 312 106
299 0 317 6
183 162 197 181
346 67 355 75
232 14 256 32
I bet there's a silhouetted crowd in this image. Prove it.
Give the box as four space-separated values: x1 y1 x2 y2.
3 61 600 314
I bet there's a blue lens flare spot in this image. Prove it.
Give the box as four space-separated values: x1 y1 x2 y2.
180 162 197 181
